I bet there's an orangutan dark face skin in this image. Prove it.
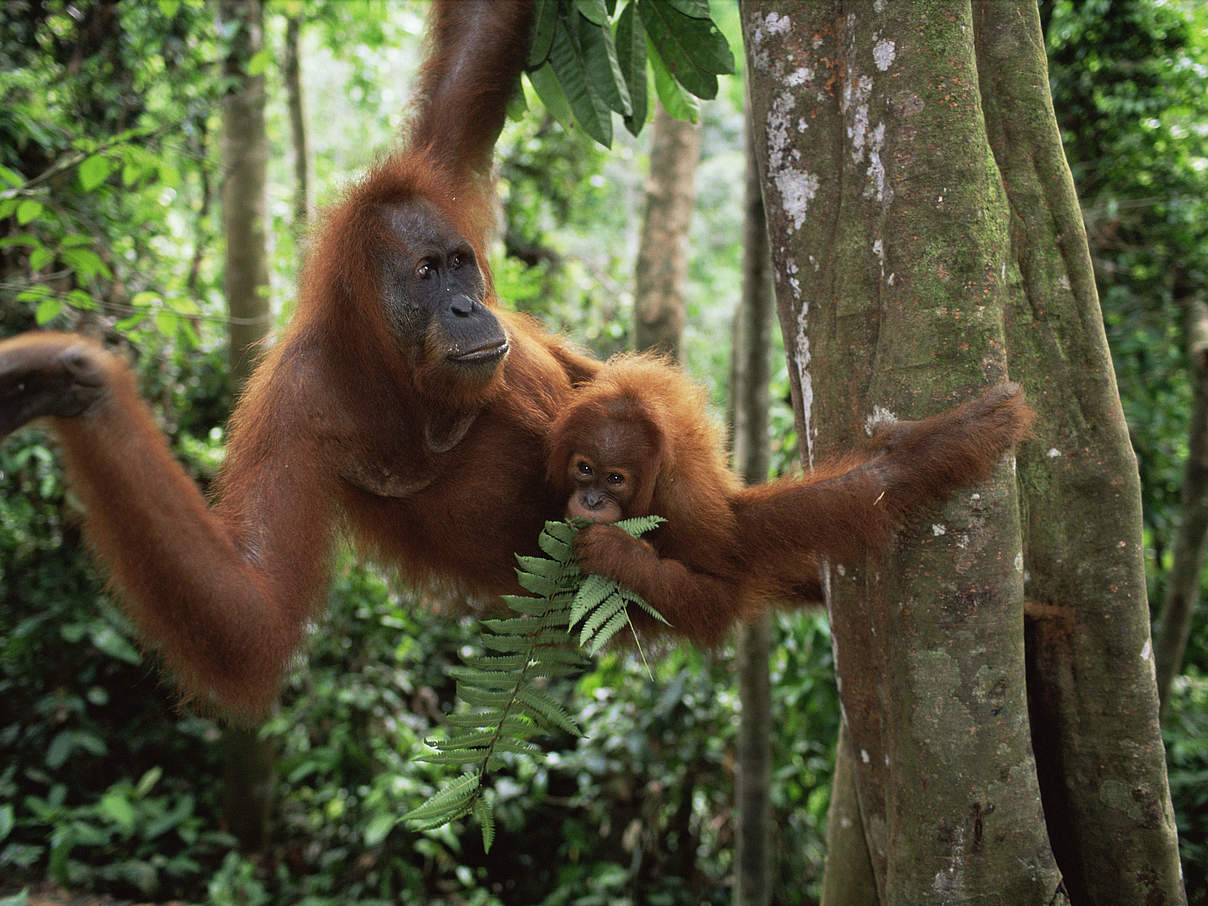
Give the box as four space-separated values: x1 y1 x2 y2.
564 453 639 523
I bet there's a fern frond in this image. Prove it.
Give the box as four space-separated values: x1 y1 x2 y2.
615 514 666 536
586 609 633 655
515 554 565 577
516 569 558 597
410 517 669 842
577 595 625 648
570 574 614 624
403 772 481 825
475 797 496 853
515 687 582 735
499 594 556 617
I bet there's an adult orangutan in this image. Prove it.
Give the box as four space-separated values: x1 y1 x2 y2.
0 0 602 715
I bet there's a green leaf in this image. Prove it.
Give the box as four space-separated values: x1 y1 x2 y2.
666 0 710 17
538 527 573 561
575 0 609 25
364 812 397 846
16 200 43 225
548 10 613 146
404 772 481 824
0 164 24 188
528 0 559 66
516 568 557 597
638 0 733 99
649 41 700 121
616 514 665 537
248 48 272 77
0 804 14 842
98 789 136 833
444 709 508 730
35 297 61 326
576 3 632 116
587 608 633 654
420 748 495 766
480 615 544 635
527 62 576 133
476 797 496 852
446 665 521 689
516 688 581 735
78 155 113 192
91 625 141 664
578 594 625 647
616 1 649 134
61 247 112 280
135 766 162 798
29 246 53 272
570 574 614 623
515 554 562 578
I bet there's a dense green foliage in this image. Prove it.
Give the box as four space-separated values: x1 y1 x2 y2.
0 0 1205 903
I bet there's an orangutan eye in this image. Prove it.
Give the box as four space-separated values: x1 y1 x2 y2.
416 260 433 280
576 461 593 476
606 473 625 486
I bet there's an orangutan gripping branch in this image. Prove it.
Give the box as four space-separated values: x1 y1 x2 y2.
547 355 1033 646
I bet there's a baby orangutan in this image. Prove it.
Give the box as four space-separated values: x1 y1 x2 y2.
547 354 1034 646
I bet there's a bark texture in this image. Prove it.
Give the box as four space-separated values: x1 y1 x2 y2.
740 1 1184 903
220 0 271 388
284 13 310 229
634 104 701 357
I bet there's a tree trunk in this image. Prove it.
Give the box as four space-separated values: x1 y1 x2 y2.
732 111 774 906
283 12 310 230
220 0 271 388
217 0 274 853
740 2 1185 903
1155 295 1208 714
633 103 701 357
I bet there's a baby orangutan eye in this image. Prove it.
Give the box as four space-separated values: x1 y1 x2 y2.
576 461 593 476
607 473 625 486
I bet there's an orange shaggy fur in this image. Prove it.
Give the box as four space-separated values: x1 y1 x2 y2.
549 355 1034 646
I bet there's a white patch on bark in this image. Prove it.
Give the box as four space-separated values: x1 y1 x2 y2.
873 38 896 71
1048 447 1062 458
765 91 818 230
1015 552 1024 572
786 66 814 87
932 524 946 536
775 169 820 230
933 825 967 895
1141 639 1152 662
860 749 871 764
796 316 816 465
864 405 897 435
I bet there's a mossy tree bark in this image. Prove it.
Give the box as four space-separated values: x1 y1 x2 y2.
740 2 1185 903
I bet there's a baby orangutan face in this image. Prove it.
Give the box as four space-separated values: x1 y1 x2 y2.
564 454 638 524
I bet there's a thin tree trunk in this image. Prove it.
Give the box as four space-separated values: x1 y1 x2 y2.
217 0 274 853
732 109 774 906
633 103 700 357
220 0 271 388
1155 294 1208 714
742 1 1184 903
283 12 310 229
